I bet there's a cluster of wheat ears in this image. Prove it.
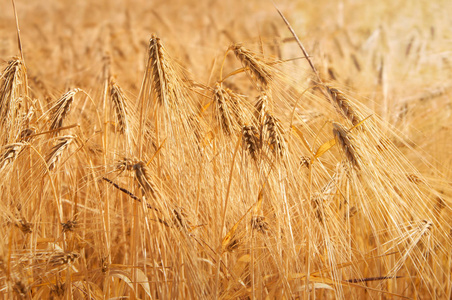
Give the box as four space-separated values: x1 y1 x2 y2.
0 2 451 299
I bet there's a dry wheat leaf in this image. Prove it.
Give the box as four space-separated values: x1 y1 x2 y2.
314 138 336 159
135 268 152 298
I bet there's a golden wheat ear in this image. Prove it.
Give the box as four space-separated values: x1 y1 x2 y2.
254 91 269 125
332 122 360 169
144 34 181 109
109 78 130 135
327 87 363 128
0 142 26 172
132 161 160 199
230 43 273 89
264 112 286 158
242 125 260 160
212 82 235 135
48 89 80 134
0 57 28 143
45 135 75 171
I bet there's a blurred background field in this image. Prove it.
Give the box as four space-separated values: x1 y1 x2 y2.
0 0 451 299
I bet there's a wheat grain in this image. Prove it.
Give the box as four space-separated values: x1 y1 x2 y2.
311 192 325 223
61 216 78 233
19 127 35 142
47 251 80 267
251 216 269 233
115 157 135 172
15 219 32 234
225 237 240 253
12 279 28 298
300 156 310 168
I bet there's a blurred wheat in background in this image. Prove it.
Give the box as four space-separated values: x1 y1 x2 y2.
0 0 451 299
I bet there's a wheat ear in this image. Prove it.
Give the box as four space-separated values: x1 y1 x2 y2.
147 34 179 108
254 91 269 125
242 125 260 160
0 142 26 172
0 57 27 142
264 112 286 158
132 161 160 199
332 122 360 169
109 79 130 135
230 43 272 89
213 83 235 135
48 89 80 133
46 135 75 171
327 87 362 127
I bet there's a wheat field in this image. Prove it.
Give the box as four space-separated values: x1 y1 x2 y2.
0 0 451 299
